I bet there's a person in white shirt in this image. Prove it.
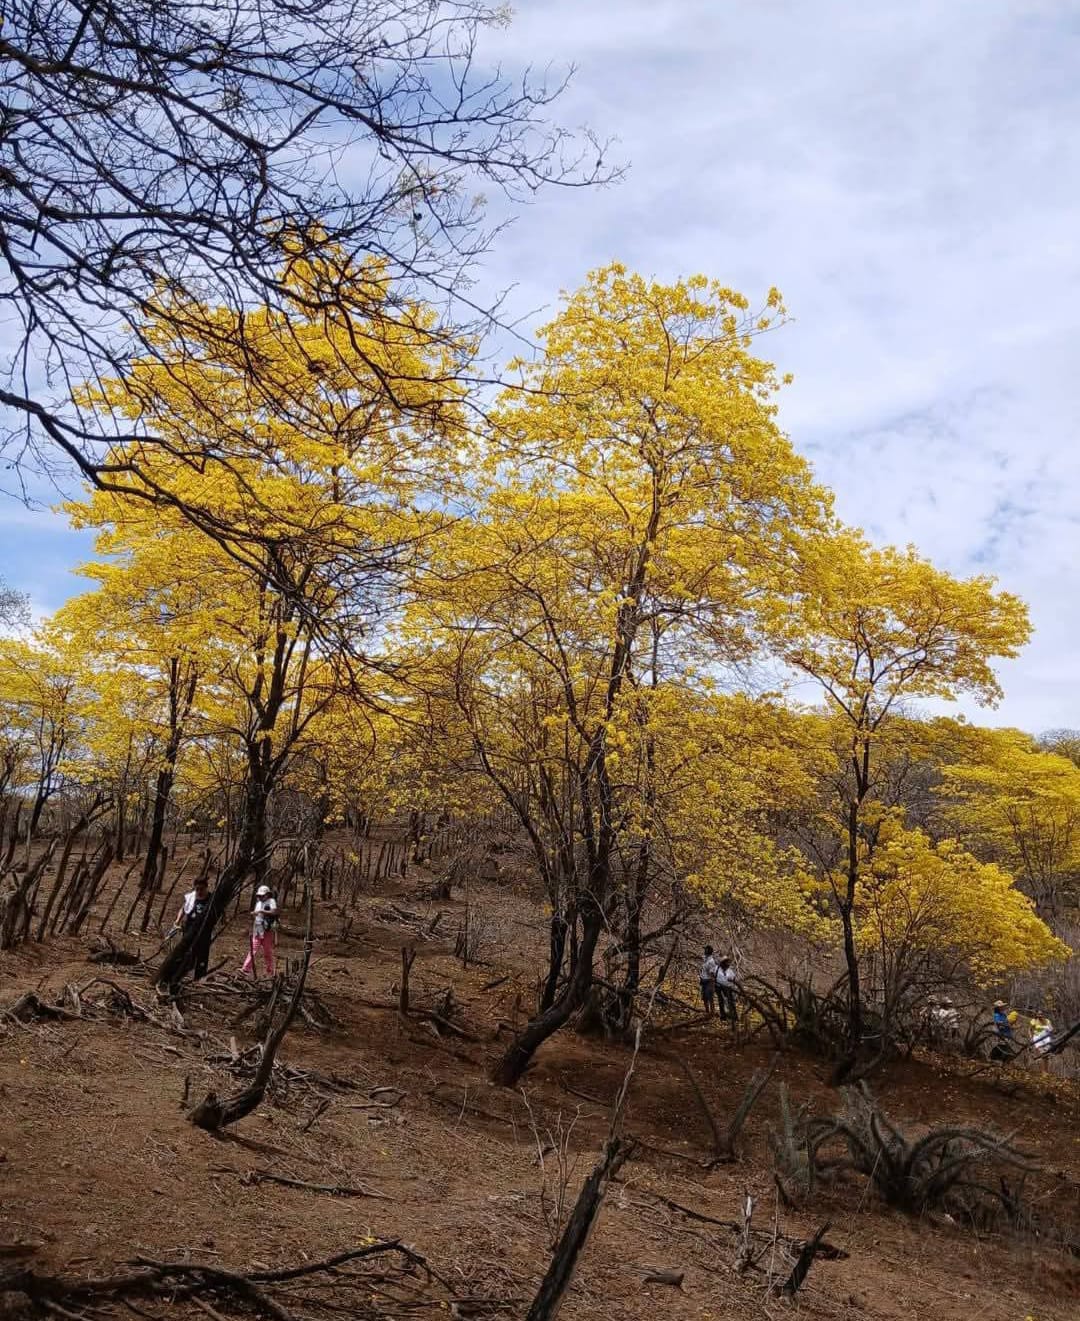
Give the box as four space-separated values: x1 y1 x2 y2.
242 885 278 978
930 997 960 1042
1031 1016 1053 1055
172 875 213 979
700 946 719 1015
715 957 738 1023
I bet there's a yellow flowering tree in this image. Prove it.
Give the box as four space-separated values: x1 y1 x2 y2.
66 255 469 984
855 819 1067 1013
942 727 1080 917
410 264 831 1083
0 631 86 843
769 530 1034 1055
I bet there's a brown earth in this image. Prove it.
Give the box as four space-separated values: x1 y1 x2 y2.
2 861 1079 1321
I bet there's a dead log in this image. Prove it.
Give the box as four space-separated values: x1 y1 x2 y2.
0 1240 434 1321
87 942 140 966
524 1137 632 1321
775 1221 832 1297
3 991 79 1023
641 1267 684 1288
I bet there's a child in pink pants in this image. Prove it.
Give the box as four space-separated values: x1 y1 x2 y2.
242 886 277 977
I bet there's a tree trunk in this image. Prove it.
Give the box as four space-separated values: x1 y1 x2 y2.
114 798 126 863
610 881 646 1035
190 888 312 1130
492 905 602 1086
843 803 863 1049
251 747 271 889
157 766 270 988
34 800 106 941
141 767 174 892
28 785 49 841
539 912 568 1012
1 802 21 871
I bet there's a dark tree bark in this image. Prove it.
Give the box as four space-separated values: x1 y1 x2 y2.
492 904 602 1087
158 768 271 988
143 762 176 892
539 912 569 1013
524 1136 632 1321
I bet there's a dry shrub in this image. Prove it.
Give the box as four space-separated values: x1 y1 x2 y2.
807 1083 1033 1218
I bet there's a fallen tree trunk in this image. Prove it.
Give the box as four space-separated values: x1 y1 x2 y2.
1 1239 438 1321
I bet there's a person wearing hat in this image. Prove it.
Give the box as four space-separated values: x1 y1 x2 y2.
242 884 278 978
988 999 1016 1061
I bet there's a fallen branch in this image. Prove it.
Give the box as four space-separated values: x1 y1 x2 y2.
3 992 79 1023
650 1193 848 1261
556 1076 609 1108
243 1169 389 1200
775 1220 833 1298
641 1267 684 1288
3 1260 292 1321
1 1238 459 1321
357 995 480 1041
87 942 140 967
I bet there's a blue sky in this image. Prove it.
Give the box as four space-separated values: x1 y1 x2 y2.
3 0 1079 732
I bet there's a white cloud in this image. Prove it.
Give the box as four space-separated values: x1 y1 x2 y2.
3 1 1079 730
475 0 1080 732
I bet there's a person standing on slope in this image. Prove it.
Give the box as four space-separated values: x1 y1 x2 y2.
242 884 278 978
172 875 214 981
715 956 738 1024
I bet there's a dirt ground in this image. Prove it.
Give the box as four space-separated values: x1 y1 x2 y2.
2 859 1080 1321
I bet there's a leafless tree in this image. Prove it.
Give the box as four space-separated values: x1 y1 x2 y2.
0 0 610 523
0 577 30 628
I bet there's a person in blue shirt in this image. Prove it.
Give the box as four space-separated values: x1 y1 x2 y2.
990 999 1016 1061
